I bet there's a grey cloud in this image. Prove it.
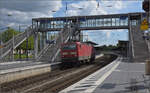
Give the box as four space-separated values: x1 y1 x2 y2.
67 1 107 16
0 0 62 30
0 0 62 13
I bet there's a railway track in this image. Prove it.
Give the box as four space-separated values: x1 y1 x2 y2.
0 54 117 93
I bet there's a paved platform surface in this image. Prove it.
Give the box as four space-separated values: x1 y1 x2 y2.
0 61 45 70
0 61 53 74
60 57 150 93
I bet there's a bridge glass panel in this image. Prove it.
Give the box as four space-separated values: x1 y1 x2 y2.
47 21 50 29
112 18 116 26
40 23 44 29
101 19 104 26
32 20 38 29
116 18 120 26
89 19 92 27
91 19 93 27
51 21 53 29
120 19 124 26
55 21 58 28
60 21 64 28
87 19 89 27
131 20 137 26
93 19 96 27
53 21 55 28
46 21 48 29
96 19 98 27
84 20 87 27
80 20 85 27
56 21 59 28
125 18 128 26
57 20 62 28
107 18 111 26
96 19 100 27
120 18 128 26
37 21 40 29
91 19 94 27
104 18 107 26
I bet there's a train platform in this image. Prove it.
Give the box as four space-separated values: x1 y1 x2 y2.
0 54 103 84
0 61 59 84
60 57 150 93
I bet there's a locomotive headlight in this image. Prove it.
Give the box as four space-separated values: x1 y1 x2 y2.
63 52 68 55
70 52 77 55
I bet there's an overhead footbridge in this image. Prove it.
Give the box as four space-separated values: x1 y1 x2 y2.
32 12 149 62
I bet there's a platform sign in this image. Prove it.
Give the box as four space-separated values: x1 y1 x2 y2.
140 19 149 31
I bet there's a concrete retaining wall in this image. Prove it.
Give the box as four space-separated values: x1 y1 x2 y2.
0 65 51 84
0 54 102 84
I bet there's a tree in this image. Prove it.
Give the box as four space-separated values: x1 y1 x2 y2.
0 28 20 43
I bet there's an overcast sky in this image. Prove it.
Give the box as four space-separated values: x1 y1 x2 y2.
0 0 144 45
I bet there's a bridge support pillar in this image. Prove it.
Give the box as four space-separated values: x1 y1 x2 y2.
39 32 43 51
34 32 38 59
43 32 47 48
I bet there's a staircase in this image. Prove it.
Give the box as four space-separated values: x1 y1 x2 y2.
0 26 34 61
38 27 72 62
130 24 149 62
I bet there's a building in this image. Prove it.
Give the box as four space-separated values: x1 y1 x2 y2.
117 40 129 57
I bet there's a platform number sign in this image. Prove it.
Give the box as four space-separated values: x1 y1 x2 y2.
140 19 149 31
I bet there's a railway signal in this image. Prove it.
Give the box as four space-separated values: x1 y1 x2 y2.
142 0 149 12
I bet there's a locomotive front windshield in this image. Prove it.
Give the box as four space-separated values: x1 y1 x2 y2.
62 44 76 50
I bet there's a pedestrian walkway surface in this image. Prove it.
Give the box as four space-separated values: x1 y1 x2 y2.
60 57 150 93
0 61 44 70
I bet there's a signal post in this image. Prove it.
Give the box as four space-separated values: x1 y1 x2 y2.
142 0 150 75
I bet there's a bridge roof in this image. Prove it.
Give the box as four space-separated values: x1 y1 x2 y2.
32 12 144 21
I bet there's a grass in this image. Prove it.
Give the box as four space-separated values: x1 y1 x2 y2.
14 54 33 59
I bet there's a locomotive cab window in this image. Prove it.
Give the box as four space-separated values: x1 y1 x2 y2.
62 44 76 50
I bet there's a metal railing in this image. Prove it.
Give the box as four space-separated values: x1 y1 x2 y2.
38 26 73 62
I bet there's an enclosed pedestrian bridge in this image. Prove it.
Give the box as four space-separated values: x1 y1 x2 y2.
32 12 145 32
32 12 149 62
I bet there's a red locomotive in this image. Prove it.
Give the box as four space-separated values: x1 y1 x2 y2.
60 42 95 67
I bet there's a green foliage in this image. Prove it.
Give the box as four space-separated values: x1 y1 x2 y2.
97 45 117 51
19 36 34 50
14 54 33 59
0 28 20 43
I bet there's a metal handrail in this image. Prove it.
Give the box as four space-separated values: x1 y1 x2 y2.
38 27 73 62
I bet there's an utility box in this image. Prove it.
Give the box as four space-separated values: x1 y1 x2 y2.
145 60 150 75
